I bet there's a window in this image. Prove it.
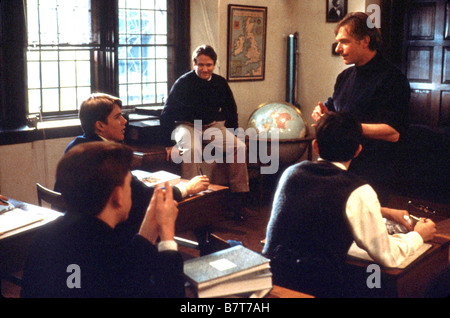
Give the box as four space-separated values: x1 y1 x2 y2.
118 0 168 106
0 0 190 129
26 0 93 116
26 0 168 117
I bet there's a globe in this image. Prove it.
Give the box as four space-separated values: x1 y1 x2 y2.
247 102 309 166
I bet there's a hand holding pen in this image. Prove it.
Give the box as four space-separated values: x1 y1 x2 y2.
185 168 210 195
0 194 9 206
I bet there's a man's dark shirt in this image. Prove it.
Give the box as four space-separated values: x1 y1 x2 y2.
324 53 410 197
20 212 185 298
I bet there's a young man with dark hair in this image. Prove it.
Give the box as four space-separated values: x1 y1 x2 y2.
263 112 436 298
61 93 209 240
21 142 185 298
311 12 411 204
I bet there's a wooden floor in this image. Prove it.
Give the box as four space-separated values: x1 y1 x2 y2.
2 172 449 298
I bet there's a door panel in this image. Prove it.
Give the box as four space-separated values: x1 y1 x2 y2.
404 0 450 127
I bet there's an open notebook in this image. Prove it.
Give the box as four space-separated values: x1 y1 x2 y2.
347 242 432 269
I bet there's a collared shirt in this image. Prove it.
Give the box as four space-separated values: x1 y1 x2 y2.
320 159 423 268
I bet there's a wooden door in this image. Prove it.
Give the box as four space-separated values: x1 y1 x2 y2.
403 0 450 127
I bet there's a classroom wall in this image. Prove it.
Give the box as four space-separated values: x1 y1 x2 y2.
190 0 367 128
0 0 372 205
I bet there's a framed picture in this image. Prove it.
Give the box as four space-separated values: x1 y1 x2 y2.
227 5 267 81
326 0 347 22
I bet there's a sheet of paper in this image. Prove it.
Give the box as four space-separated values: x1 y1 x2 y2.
0 208 45 236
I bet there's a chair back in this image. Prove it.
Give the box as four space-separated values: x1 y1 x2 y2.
36 183 66 212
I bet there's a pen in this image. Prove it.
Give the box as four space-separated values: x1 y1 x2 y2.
404 214 421 222
199 168 204 176
0 198 8 205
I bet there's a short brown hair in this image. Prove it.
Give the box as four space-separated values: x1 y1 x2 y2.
335 12 382 51
79 93 122 137
56 142 133 216
192 45 217 65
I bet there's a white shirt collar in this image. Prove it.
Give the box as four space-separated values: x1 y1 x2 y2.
317 157 348 171
98 135 112 143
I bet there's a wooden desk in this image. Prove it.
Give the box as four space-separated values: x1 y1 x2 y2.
1 200 62 272
1 199 63 295
266 285 314 298
176 181 229 233
344 218 450 298
184 284 314 298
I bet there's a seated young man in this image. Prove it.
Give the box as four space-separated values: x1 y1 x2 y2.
60 93 209 240
21 142 185 298
262 112 436 298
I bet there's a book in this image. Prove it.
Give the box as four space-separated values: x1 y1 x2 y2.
132 169 180 187
0 208 45 236
347 242 432 269
183 245 272 298
192 268 273 298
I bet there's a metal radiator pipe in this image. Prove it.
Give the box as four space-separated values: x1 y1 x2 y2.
286 33 299 107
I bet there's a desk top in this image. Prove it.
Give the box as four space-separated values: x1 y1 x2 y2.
266 285 314 298
177 180 228 205
0 199 63 241
435 218 450 244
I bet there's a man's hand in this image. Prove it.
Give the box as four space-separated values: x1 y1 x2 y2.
0 194 8 206
381 207 413 231
414 218 436 242
311 102 328 123
154 182 179 242
185 175 210 195
139 182 179 243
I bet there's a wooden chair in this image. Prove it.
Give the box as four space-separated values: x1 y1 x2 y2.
36 183 66 212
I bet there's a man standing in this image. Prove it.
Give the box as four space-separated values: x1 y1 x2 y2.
160 45 249 220
263 112 436 298
312 12 410 204
21 142 185 297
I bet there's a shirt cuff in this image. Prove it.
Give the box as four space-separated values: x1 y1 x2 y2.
174 184 188 198
158 240 178 252
407 231 424 252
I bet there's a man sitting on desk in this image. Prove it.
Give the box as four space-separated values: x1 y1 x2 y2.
160 45 249 220
21 142 185 297
262 112 436 298
60 93 209 240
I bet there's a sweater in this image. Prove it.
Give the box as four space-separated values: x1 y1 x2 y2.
160 70 238 144
263 161 367 297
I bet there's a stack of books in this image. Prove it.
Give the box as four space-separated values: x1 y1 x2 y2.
132 169 180 187
183 245 272 298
